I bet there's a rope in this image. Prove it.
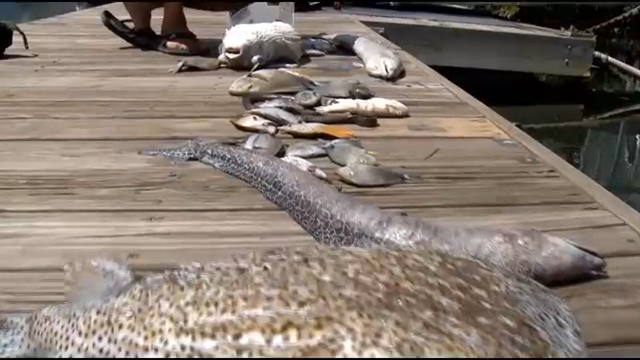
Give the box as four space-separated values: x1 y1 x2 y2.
584 5 640 33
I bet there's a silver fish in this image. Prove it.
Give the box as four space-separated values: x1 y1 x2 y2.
324 139 378 166
294 90 322 107
326 34 405 81
284 142 328 159
315 97 410 118
247 107 303 126
281 155 328 181
337 164 409 187
229 114 278 135
141 140 607 287
0 246 587 357
242 133 286 157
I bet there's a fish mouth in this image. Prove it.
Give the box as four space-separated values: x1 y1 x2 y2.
224 46 242 59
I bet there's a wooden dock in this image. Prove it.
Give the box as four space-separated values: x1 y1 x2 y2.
1 3 640 356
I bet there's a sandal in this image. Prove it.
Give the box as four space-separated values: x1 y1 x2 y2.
156 31 205 56
100 10 161 50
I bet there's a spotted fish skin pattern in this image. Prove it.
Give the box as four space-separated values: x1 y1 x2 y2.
0 246 586 357
141 141 606 286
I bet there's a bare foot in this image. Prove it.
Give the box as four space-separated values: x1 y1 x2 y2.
162 35 201 53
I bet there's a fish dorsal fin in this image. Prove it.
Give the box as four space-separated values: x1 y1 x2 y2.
63 257 134 306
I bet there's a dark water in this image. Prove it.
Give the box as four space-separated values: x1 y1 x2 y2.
435 65 640 212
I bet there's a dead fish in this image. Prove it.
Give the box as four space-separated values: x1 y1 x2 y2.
218 21 304 70
324 138 378 166
316 97 410 118
281 156 328 181
242 95 307 114
142 141 608 290
242 133 286 157
0 246 588 357
247 107 303 126
327 34 405 81
170 58 220 74
337 164 409 187
229 68 318 96
229 69 374 100
229 114 278 135
294 90 322 107
302 36 336 55
284 142 328 159
300 112 379 128
279 123 355 139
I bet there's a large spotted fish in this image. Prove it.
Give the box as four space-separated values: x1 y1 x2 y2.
0 246 585 357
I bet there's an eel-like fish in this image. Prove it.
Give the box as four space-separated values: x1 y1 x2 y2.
0 246 586 357
140 140 607 286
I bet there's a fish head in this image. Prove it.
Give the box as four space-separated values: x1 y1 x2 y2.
221 22 301 69
229 75 266 96
523 231 607 286
356 153 379 166
336 166 355 179
348 83 375 99
0 314 31 357
368 57 404 81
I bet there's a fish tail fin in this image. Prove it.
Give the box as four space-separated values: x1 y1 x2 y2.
353 116 379 128
317 124 355 139
0 314 31 357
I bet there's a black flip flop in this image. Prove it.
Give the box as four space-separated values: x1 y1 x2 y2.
100 10 160 50
156 31 206 56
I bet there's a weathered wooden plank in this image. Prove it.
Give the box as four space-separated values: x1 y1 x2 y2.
0 168 589 212
0 204 635 270
0 138 537 171
0 116 503 140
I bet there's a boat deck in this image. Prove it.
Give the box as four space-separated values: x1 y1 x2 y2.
1 3 639 356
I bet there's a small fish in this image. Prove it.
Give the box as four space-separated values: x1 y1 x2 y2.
281 156 329 181
316 97 410 118
294 90 322 107
247 107 303 126
337 164 409 187
229 68 317 96
326 34 405 81
285 142 328 159
229 114 278 135
218 21 304 70
279 123 355 139
242 95 306 114
299 112 379 128
302 36 336 55
242 133 286 157
324 139 378 166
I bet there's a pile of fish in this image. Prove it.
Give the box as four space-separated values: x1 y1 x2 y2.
172 21 405 81
223 67 410 188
